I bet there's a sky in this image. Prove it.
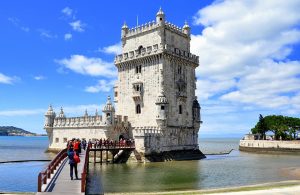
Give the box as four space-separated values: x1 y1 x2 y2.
0 0 300 138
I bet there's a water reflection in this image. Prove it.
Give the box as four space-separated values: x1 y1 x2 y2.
87 138 300 193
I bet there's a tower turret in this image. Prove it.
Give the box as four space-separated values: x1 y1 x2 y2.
182 21 190 36
156 7 165 25
121 21 128 38
102 96 115 125
84 109 88 117
121 22 128 46
58 107 65 118
44 105 56 127
192 98 201 127
155 70 168 127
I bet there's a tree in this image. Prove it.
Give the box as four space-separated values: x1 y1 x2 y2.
251 115 300 140
251 114 268 139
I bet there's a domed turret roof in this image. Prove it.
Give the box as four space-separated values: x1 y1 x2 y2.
122 21 128 29
45 105 56 116
156 93 168 104
102 96 115 112
58 107 65 118
84 109 88 117
156 7 165 16
183 21 190 29
193 99 200 108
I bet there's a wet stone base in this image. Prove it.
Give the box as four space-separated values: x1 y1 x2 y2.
144 149 206 162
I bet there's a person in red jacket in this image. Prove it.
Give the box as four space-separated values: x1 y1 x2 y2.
67 145 79 180
73 139 80 155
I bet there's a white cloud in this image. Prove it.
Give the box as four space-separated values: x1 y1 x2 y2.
38 29 57 39
192 0 300 110
64 33 72 40
55 55 117 78
85 80 115 93
100 42 122 55
0 104 104 117
0 73 16 84
62 7 73 17
8 17 30 32
69 20 85 32
34 75 46 80
0 109 45 117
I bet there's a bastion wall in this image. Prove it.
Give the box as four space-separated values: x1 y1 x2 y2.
239 140 300 153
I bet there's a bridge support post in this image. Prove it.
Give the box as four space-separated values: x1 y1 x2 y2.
106 150 108 163
100 150 102 164
94 150 96 164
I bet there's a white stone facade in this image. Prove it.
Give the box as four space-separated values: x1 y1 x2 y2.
45 9 202 158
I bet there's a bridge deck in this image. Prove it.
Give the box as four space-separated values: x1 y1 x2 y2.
36 151 86 195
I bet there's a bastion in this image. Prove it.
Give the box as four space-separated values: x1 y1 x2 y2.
239 140 300 153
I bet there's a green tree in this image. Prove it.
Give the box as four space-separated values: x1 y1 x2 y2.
251 114 268 139
251 115 300 140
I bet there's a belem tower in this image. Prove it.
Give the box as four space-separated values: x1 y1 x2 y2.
44 8 205 161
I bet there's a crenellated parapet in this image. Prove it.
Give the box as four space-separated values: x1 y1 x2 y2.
115 44 199 66
133 126 164 136
52 114 129 129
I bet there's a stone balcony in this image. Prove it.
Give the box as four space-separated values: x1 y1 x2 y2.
132 91 142 101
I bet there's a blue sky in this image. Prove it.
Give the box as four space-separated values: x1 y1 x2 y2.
0 0 300 138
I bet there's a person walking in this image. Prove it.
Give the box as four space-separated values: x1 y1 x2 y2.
73 139 80 155
82 139 87 150
67 145 79 180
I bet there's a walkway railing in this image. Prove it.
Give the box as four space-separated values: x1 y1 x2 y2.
81 146 90 193
37 148 67 192
90 140 135 149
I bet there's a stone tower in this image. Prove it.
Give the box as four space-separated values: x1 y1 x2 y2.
114 8 204 160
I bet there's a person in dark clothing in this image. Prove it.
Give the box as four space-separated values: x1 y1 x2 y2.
82 139 87 150
67 146 78 180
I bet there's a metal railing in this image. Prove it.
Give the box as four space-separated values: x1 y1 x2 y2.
90 140 135 149
81 146 90 193
37 148 67 192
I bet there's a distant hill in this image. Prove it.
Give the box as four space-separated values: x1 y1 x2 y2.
0 126 36 136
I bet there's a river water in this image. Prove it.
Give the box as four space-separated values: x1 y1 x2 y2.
87 138 300 193
0 136 53 192
1 136 300 193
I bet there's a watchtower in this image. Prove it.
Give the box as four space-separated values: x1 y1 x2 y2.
114 8 203 160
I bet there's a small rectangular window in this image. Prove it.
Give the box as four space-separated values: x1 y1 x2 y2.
115 91 118 97
179 105 182 114
161 105 165 110
63 138 67 143
55 138 59 143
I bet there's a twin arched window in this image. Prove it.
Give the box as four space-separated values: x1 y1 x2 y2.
136 65 142 73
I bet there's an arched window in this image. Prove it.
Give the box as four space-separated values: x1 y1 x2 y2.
136 104 141 114
179 105 182 114
138 45 143 54
106 113 110 117
178 66 182 74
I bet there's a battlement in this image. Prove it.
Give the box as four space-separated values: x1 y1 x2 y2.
124 20 188 39
114 43 199 65
52 114 129 128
